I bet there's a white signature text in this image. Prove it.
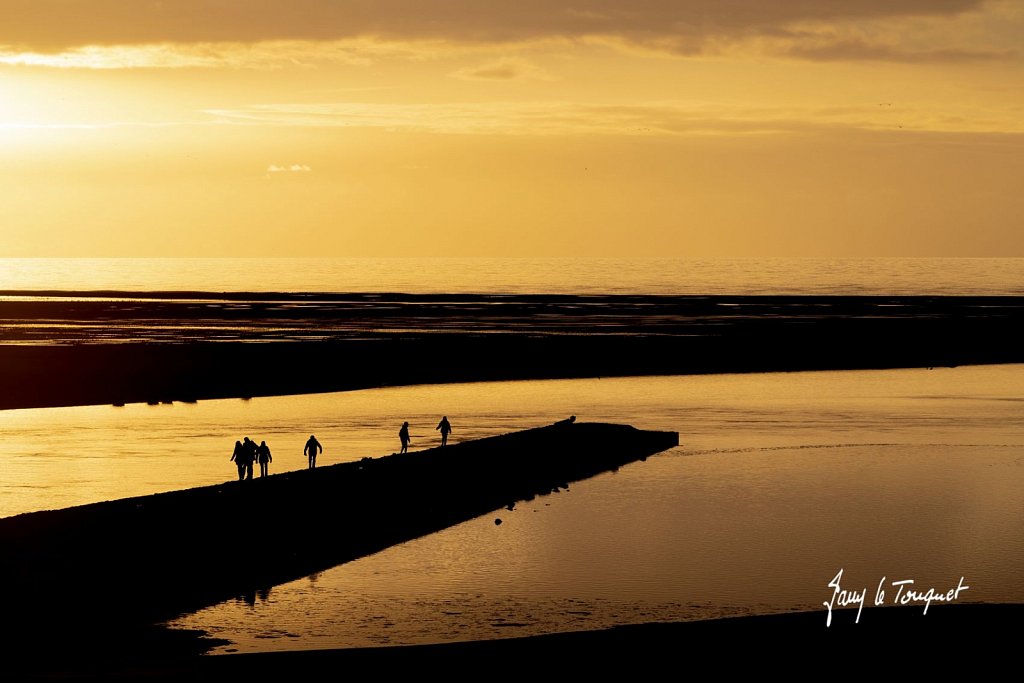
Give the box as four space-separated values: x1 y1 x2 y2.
823 568 970 627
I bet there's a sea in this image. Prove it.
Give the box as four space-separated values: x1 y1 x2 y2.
0 257 1022 651
1 256 1023 296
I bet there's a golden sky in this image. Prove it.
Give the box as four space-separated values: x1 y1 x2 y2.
1 0 1022 256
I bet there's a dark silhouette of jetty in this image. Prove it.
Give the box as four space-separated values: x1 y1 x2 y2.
0 420 677 647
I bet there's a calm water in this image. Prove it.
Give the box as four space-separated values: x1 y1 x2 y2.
2 367 1022 649
1 257 1023 296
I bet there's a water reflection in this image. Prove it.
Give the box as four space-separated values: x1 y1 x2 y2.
172 440 1024 652
2 366 1022 652
0 366 1019 520
2 257 1023 296
176 367 1024 652
238 587 273 609
1 365 1022 520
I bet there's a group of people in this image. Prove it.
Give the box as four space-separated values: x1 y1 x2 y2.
399 416 453 453
229 437 273 480
230 417 453 481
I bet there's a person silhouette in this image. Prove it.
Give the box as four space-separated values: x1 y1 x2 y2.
242 437 257 480
304 434 322 469
399 421 411 454
436 416 452 447
230 440 245 481
256 440 272 477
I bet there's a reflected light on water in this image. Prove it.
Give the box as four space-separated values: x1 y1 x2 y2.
2 365 1022 518
2 366 1022 651
1 257 1023 295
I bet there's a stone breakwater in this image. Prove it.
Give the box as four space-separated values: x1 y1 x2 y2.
0 421 678 627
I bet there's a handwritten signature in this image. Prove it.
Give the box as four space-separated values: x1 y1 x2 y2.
824 568 970 626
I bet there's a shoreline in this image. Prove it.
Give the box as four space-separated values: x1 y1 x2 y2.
200 602 1024 660
2 293 1023 411
3 292 1021 676
8 604 1020 678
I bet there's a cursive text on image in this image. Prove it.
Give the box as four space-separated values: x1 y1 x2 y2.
823 568 970 627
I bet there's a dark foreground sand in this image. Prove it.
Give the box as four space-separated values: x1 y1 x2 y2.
9 605 1020 679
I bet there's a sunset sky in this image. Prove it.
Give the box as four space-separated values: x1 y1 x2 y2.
1 1 1022 257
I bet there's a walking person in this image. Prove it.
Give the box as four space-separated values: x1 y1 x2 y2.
399 421 411 454
436 416 452 447
242 437 257 480
230 440 245 481
256 440 272 477
304 434 322 469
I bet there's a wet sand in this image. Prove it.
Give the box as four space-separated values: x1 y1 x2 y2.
7 604 1019 679
190 603 1024 673
1 293 1022 410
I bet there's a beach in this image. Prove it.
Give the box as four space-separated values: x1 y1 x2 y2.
5 0 1023 666
1 288 1022 674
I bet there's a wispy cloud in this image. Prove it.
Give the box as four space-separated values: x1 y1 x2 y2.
452 56 557 81
451 57 553 81
782 39 1015 63
205 101 1024 136
0 39 443 70
267 164 312 172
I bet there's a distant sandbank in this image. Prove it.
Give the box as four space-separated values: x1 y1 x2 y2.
1 293 1022 410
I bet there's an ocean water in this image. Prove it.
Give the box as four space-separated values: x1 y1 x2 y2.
1 257 1023 296
2 257 1021 651
1 367 1021 649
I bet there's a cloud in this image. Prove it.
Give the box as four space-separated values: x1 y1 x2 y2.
1 1 1017 69
451 57 552 81
781 39 1015 63
0 39 438 69
267 164 312 172
207 100 1024 136
0 1 991 51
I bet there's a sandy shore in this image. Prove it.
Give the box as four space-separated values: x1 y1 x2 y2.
2 293 1022 410
193 603 1024 671
6 604 1019 679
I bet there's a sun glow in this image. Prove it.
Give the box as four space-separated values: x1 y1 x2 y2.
0 1 1022 257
